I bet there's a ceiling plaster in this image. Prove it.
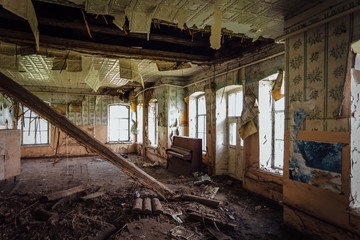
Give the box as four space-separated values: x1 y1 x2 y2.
0 42 201 91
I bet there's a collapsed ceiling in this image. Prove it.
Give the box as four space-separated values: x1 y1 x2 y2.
0 0 324 94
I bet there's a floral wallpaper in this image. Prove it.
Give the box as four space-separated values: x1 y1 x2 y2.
286 15 353 132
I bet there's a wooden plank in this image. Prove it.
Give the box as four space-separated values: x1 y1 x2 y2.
132 198 143 213
187 212 237 230
0 28 209 64
142 198 152 214
182 194 222 207
0 73 174 199
45 185 90 201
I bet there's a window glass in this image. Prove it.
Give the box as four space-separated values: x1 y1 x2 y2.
20 106 49 145
108 105 130 142
229 122 236 145
148 102 158 146
137 104 143 143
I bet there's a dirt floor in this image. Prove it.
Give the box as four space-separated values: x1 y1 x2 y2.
0 154 308 240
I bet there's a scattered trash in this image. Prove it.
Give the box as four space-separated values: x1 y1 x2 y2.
228 214 235 220
142 161 159 167
164 208 184 224
207 227 233 240
202 185 219 199
194 174 212 185
169 225 194 239
255 205 262 211
135 191 141 198
226 180 233 186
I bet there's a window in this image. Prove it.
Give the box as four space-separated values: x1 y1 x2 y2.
108 104 130 142
137 104 143 143
148 101 158 146
19 105 49 145
197 95 206 151
228 90 243 146
228 91 243 117
259 74 285 173
229 122 236 145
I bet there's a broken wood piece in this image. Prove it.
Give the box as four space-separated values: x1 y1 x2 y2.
207 227 233 240
132 198 143 213
151 198 163 214
31 207 58 222
81 185 111 200
143 198 152 214
0 74 174 199
44 185 90 201
182 194 222 207
187 212 236 231
89 224 116 240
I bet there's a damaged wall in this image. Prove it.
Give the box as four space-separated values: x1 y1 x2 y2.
19 93 136 158
186 53 284 191
283 10 360 238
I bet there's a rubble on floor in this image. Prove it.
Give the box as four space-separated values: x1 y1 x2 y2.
0 154 308 240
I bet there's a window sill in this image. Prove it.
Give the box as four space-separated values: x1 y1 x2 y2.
148 145 158 149
106 141 132 144
347 208 360 217
257 167 283 176
21 144 50 147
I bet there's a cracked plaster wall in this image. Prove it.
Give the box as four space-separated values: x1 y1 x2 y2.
17 93 136 158
282 10 360 238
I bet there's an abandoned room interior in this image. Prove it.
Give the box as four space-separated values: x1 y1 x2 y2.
0 0 360 239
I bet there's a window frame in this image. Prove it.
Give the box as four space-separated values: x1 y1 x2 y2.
19 105 50 146
136 103 143 144
107 104 131 143
227 88 244 147
258 75 285 174
148 101 158 147
196 94 206 152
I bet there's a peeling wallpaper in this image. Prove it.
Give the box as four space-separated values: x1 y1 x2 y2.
39 94 126 127
286 14 356 132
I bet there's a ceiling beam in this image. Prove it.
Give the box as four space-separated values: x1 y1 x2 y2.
0 28 210 63
0 10 209 48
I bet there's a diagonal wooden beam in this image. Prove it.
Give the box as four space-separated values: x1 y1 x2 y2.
0 73 174 199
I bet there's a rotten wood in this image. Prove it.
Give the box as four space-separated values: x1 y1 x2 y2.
0 28 209 64
89 224 117 240
80 184 111 200
182 194 222 208
151 198 163 215
132 198 143 214
187 212 237 231
44 185 90 202
0 73 174 199
142 198 152 214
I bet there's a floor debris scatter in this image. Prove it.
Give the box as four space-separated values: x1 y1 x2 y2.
0 155 308 239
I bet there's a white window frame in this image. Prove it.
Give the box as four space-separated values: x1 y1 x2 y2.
227 89 244 147
137 103 143 144
19 105 50 146
107 104 131 143
259 74 285 174
196 94 206 151
148 101 158 146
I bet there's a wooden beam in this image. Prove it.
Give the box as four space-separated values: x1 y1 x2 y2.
0 73 174 199
0 28 210 63
0 10 209 48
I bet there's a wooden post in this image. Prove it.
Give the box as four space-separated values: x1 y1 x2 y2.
0 73 174 199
